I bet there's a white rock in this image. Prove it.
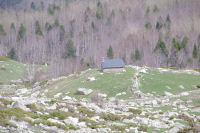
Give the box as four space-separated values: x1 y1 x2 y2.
87 77 96 81
91 116 100 122
121 92 126 95
63 95 72 100
31 91 40 97
180 92 189 96
54 93 62 98
76 88 93 95
12 101 30 111
98 93 107 98
64 117 79 125
59 108 68 112
47 118 64 125
179 85 184 89
164 91 173 96
78 122 87 128
152 100 158 106
116 93 122 96
47 103 57 110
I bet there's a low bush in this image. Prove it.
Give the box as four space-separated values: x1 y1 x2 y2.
100 113 121 121
128 108 142 115
138 125 148 132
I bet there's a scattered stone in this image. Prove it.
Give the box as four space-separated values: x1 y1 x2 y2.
87 77 96 81
47 118 64 125
98 93 107 98
180 92 189 96
64 117 78 125
191 107 200 112
179 85 184 89
164 91 173 96
54 93 62 98
12 101 30 111
63 95 72 100
76 88 93 95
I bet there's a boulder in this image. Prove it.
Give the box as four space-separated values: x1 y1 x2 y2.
47 118 64 125
64 117 79 125
54 93 62 98
63 95 72 100
164 91 173 96
12 101 30 111
179 85 184 89
98 93 107 98
87 77 96 81
180 92 189 96
76 88 93 95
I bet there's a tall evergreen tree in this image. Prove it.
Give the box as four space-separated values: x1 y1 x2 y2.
107 45 114 59
8 48 17 60
193 44 198 58
17 24 26 41
35 21 43 36
63 39 76 58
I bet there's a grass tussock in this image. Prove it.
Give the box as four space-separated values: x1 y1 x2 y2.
128 108 142 115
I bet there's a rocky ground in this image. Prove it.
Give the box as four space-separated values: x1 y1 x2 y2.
0 66 200 133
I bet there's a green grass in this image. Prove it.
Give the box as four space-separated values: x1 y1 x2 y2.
44 67 134 99
152 106 173 112
0 59 25 84
0 58 47 85
140 68 200 95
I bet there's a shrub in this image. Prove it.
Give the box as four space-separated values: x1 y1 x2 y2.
8 48 17 60
77 106 95 117
63 39 76 58
39 80 48 86
26 104 38 112
35 21 43 36
0 66 6 71
49 111 67 120
0 98 13 106
0 24 6 36
128 108 142 115
138 125 148 132
17 24 26 41
110 125 126 131
107 45 114 59
100 113 121 121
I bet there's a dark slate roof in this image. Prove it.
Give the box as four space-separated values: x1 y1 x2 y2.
101 59 125 69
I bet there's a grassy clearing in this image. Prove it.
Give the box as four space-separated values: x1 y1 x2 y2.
0 59 25 84
44 67 134 99
140 68 200 95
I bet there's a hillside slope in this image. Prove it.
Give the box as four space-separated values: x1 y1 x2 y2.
0 66 200 132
